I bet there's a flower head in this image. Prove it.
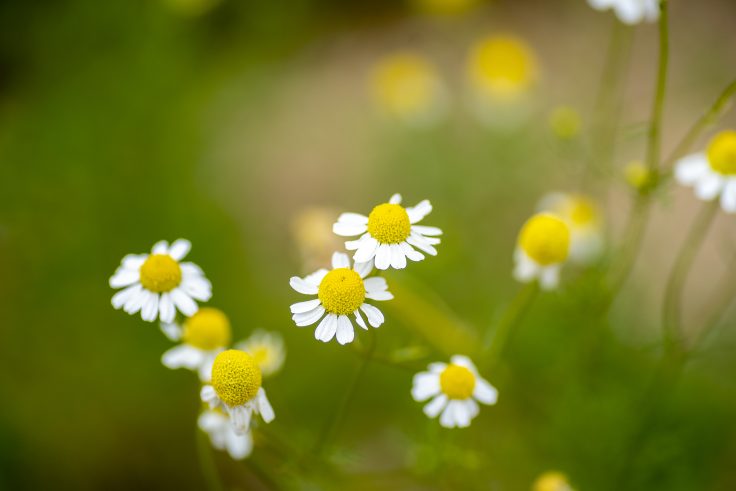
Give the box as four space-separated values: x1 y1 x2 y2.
513 213 571 289
587 0 658 25
236 329 286 377
675 130 736 213
411 355 497 428
467 34 538 103
533 471 575 491
333 194 442 270
198 409 253 460
109 239 212 322
538 193 603 264
290 252 392 345
201 349 275 434
624 160 655 191
160 307 231 381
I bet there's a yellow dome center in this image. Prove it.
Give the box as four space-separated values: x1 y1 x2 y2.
518 213 570 266
318 268 366 315
211 350 262 407
440 364 476 400
468 35 537 99
183 308 231 351
139 254 182 293
367 203 411 244
373 54 438 117
707 130 736 175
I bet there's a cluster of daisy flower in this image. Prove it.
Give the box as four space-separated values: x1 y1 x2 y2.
109 239 285 460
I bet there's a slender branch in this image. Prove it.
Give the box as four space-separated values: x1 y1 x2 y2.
646 0 669 173
484 282 539 368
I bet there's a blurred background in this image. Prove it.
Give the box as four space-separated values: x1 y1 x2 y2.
2 0 736 489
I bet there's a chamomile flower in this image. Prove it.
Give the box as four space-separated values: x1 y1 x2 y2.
538 193 603 264
333 193 441 270
109 239 212 323
411 355 497 428
587 0 658 25
290 252 392 345
513 213 571 290
675 130 736 213
533 471 575 491
198 409 253 460
236 330 286 377
160 308 231 381
200 350 275 435
372 52 447 127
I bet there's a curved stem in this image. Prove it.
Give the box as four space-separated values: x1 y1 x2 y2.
196 424 225 491
646 0 669 173
484 282 539 368
662 201 718 357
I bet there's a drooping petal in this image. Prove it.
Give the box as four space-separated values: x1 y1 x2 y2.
159 293 175 323
400 242 424 262
315 313 338 342
406 234 438 256
473 378 499 405
170 288 198 317
200 385 219 408
256 388 275 423
141 293 160 321
354 310 367 330
225 428 253 460
360 304 384 327
423 394 448 418
539 265 561 290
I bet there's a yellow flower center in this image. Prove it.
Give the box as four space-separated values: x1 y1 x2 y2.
439 364 476 400
367 203 411 244
373 53 439 117
318 268 366 315
568 197 598 227
468 35 537 100
139 254 182 293
183 308 231 351
518 213 570 266
211 350 262 407
707 130 736 175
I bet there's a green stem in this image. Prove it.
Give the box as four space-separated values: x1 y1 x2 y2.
662 201 718 357
646 0 669 174
484 282 539 367
196 424 225 491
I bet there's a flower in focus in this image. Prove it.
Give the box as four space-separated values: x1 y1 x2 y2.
587 0 658 25
333 193 441 270
198 408 253 460
291 207 345 272
538 193 603 264
290 252 392 345
548 106 581 140
160 308 231 381
109 239 212 322
236 329 286 377
411 355 497 428
371 52 447 127
201 350 275 435
675 130 736 213
513 213 571 289
532 471 575 491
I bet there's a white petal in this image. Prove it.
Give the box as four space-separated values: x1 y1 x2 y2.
304 269 329 286
390 243 407 269
112 283 142 309
614 0 645 24
389 193 402 204
694 171 723 200
225 429 253 460
152 240 169 255
168 239 191 261
374 244 392 270
109 269 140 288
337 213 368 225
675 153 708 185
407 234 438 256
256 388 275 423
473 378 499 405
292 305 326 327
290 299 321 314
122 287 147 314
450 355 477 372
200 385 219 407
353 259 373 279
170 288 198 317
315 313 338 342
180 276 212 301
400 242 424 262
453 400 476 428
440 401 460 428
198 356 216 382
333 222 367 237
412 372 441 401
360 303 384 327
354 237 380 263
331 252 351 269
290 277 319 295
366 291 394 301
406 200 432 223
162 345 205 370
345 234 369 251
513 250 539 283
160 321 182 341
720 179 736 213
159 293 175 323
335 315 355 345
198 410 226 434
411 225 442 236
364 277 388 293
141 293 160 321
230 406 252 435
539 265 561 290
424 394 448 418
122 254 147 269
428 362 447 374
180 262 205 277
354 310 367 330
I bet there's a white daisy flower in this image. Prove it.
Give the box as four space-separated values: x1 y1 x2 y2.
160 308 231 382
109 239 212 323
198 409 254 460
538 192 603 264
587 0 659 25
333 194 442 270
289 252 393 345
513 213 571 290
411 355 497 428
236 329 286 378
675 130 736 213
200 350 275 435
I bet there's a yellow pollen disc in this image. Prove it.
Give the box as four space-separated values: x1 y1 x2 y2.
440 364 476 400
139 254 182 293
318 268 366 315
211 350 262 407
468 35 538 100
707 130 736 175
183 308 231 351
568 196 598 227
367 203 411 244
373 53 439 118
518 213 570 266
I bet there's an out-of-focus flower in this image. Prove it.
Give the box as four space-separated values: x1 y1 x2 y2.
587 0 658 25
198 409 253 460
291 207 344 272
109 239 212 323
513 213 571 289
532 471 575 491
162 0 220 16
538 193 603 264
289 252 392 345
371 52 447 127
333 193 442 270
675 130 736 213
548 106 582 140
624 160 654 191
411 0 480 16
160 308 231 381
201 350 275 435
236 330 286 378
411 355 497 428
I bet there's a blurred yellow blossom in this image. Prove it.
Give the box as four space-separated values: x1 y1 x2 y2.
468 35 538 103
291 207 344 272
538 192 603 264
532 471 574 491
237 329 286 377
624 160 654 191
513 213 570 289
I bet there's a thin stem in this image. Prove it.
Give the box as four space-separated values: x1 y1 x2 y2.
662 201 718 357
484 282 539 368
690 255 736 353
195 424 225 491
646 0 669 173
